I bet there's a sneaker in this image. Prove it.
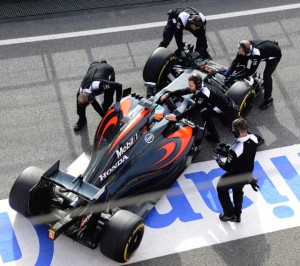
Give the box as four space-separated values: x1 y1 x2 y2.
233 216 241 223
219 214 235 222
74 118 87 131
259 97 273 110
205 134 220 143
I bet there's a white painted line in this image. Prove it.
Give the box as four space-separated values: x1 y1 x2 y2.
0 3 300 46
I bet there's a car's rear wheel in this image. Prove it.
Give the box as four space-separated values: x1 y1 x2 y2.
100 209 144 263
9 166 44 217
143 47 178 88
226 81 255 117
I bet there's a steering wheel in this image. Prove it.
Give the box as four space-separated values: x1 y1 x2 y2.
165 97 177 113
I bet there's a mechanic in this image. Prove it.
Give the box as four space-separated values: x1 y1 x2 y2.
74 61 123 131
224 40 282 110
214 117 259 223
159 7 212 60
163 73 239 143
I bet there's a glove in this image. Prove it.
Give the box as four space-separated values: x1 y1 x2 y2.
114 102 121 113
175 48 184 57
214 154 222 164
214 143 231 157
249 177 260 192
223 69 231 78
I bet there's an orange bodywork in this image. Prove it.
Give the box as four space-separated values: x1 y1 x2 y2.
150 126 193 170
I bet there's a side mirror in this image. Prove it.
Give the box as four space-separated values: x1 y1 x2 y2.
144 82 157 98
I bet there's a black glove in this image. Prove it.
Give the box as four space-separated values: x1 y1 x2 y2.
249 177 260 192
213 154 222 164
213 143 231 157
175 48 184 57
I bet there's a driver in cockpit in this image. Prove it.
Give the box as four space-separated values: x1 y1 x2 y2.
161 73 239 143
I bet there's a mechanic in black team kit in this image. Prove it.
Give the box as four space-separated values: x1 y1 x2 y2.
214 117 259 223
162 73 239 143
224 40 282 110
159 7 212 60
74 61 123 131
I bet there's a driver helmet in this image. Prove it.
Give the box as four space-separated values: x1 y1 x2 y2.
153 104 164 121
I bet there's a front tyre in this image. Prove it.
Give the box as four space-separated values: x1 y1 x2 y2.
100 209 144 263
143 47 178 88
238 90 255 117
226 81 255 117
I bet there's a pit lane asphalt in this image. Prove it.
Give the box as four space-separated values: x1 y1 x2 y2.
0 0 300 264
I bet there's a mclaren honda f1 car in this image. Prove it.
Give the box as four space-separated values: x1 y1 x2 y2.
143 45 264 117
9 86 204 262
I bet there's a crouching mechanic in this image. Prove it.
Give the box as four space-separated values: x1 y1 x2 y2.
214 117 259 223
224 40 282 110
163 73 239 143
74 61 123 131
159 7 211 59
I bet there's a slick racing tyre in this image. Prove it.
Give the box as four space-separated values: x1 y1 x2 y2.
9 166 44 217
226 81 255 117
143 47 178 88
100 209 144 263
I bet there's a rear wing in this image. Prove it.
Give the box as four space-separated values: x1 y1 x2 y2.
42 160 104 202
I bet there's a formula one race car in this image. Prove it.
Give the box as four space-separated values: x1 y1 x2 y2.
9 87 204 262
143 45 264 117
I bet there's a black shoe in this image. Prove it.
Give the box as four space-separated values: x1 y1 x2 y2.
259 97 273 110
205 134 220 143
74 118 87 131
219 214 235 222
233 216 241 223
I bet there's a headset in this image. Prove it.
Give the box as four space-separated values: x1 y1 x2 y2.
231 117 248 138
187 15 203 28
190 73 202 87
239 40 251 54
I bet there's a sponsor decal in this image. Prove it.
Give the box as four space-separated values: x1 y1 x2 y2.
145 133 154 144
99 155 129 181
116 133 139 158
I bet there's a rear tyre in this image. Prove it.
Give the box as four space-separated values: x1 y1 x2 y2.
9 166 44 217
100 210 144 263
143 47 178 88
226 81 255 117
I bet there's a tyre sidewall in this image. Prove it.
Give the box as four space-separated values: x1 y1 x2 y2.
100 210 144 263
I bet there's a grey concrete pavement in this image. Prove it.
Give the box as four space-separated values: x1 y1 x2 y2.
0 0 299 264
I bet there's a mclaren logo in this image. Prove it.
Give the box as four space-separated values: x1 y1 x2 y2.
116 133 139 158
145 133 154 144
99 155 128 181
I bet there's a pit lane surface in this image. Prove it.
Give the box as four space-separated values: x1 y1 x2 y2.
1 0 300 264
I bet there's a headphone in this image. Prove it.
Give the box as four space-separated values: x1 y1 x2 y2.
88 93 95 102
191 73 202 87
231 117 248 138
239 40 251 54
187 15 203 27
